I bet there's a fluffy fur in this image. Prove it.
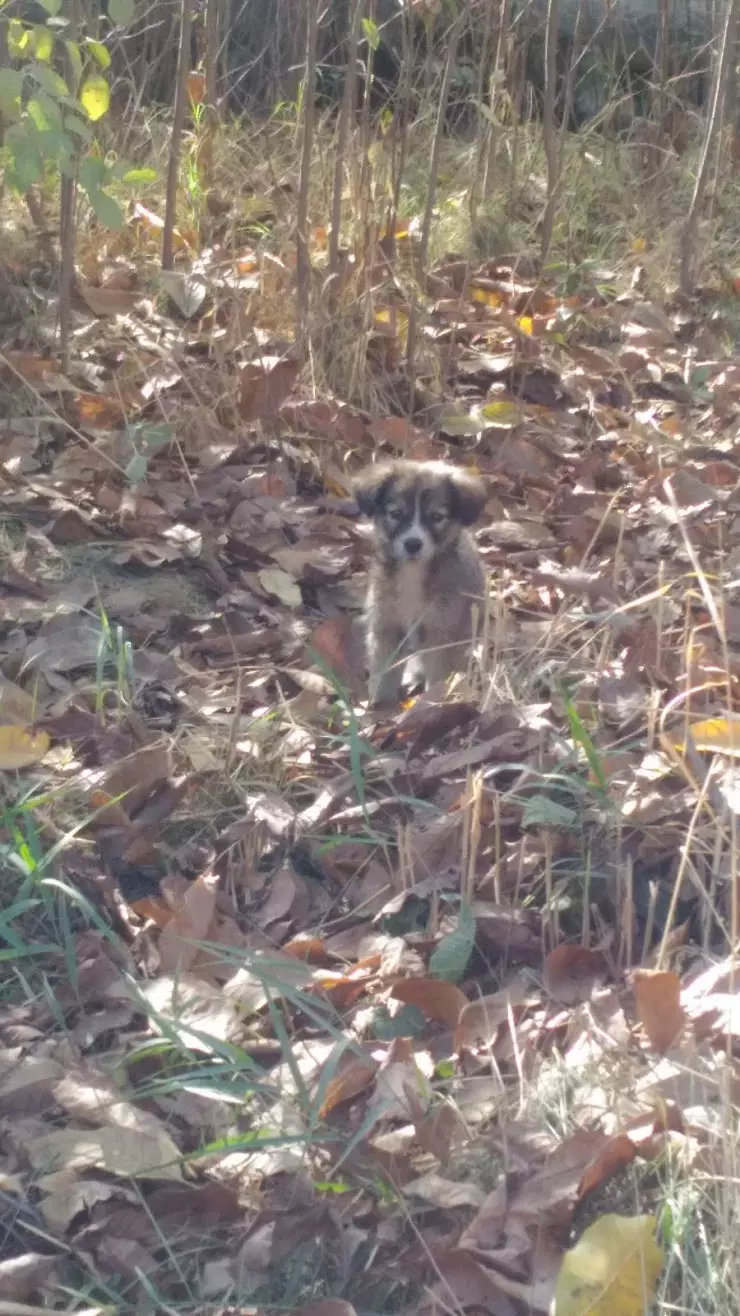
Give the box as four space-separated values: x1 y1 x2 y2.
353 459 487 705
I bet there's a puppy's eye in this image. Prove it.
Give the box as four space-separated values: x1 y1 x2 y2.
429 511 447 525
386 506 404 522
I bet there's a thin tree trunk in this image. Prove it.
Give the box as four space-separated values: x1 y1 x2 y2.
296 0 319 340
162 0 194 270
539 0 560 262
406 6 465 395
329 0 363 286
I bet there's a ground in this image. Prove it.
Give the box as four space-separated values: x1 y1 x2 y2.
2 104 740 1316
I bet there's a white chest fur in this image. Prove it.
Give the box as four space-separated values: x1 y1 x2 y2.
392 560 428 629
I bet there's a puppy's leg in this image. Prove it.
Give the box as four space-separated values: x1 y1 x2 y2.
420 638 469 690
367 622 406 706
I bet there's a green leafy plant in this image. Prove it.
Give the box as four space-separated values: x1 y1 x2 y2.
0 0 155 227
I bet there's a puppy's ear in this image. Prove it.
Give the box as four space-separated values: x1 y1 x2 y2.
447 469 487 526
352 463 395 517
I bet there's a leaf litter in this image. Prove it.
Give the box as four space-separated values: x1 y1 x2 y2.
3 219 740 1316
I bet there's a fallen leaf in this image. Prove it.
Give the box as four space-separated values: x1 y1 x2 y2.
404 1171 485 1209
29 1124 182 1180
633 969 685 1052
319 1053 378 1117
159 871 220 974
429 902 476 982
0 675 36 724
0 725 50 769
239 354 301 421
367 415 427 450
160 268 209 318
258 566 302 607
308 614 365 696
390 978 468 1028
553 1214 664 1316
454 982 534 1051
78 283 144 315
543 944 608 1004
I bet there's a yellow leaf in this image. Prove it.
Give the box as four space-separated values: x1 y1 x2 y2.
672 716 740 757
80 74 110 121
554 1214 664 1316
632 237 647 252
0 726 49 770
517 314 534 335
471 285 503 308
32 24 54 60
479 398 521 428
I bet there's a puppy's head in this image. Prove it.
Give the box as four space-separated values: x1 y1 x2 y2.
353 459 486 564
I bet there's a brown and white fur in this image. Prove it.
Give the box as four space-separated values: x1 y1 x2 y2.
353 459 487 706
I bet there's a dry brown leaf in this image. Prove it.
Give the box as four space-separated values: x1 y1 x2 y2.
39 1172 117 1232
390 977 468 1028
367 415 427 450
577 1133 636 1198
454 982 535 1052
413 1102 467 1163
308 615 366 697
0 675 36 725
239 354 301 421
139 972 254 1046
319 1053 378 1117
78 283 145 316
543 944 608 1004
0 1054 64 1115
29 1124 182 1180
633 969 685 1052
159 872 220 974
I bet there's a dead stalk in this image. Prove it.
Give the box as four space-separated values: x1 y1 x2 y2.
680 0 739 294
406 6 465 392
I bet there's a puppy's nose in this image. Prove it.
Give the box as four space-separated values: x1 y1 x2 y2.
403 536 423 556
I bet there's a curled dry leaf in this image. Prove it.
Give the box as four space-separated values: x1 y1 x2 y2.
318 1052 379 1118
633 968 685 1052
543 944 608 1005
454 981 534 1052
413 1102 467 1164
390 977 468 1029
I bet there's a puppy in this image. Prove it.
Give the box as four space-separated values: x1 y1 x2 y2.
353 458 487 705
